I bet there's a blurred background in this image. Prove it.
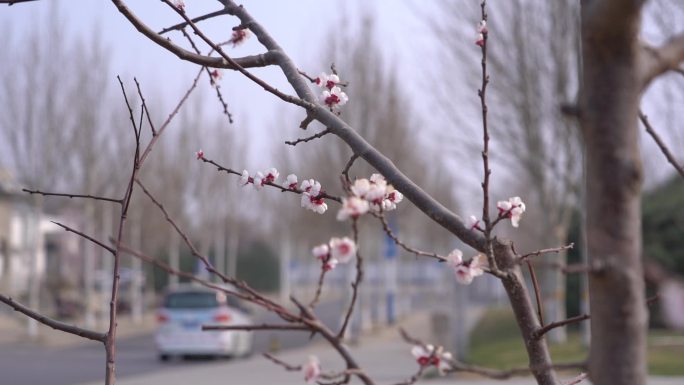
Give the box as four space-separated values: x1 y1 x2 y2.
0 0 683 384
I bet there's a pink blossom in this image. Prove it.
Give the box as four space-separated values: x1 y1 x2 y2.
496 196 526 227
448 251 485 285
330 237 356 264
320 86 348 109
314 72 340 90
286 174 298 190
195 149 204 160
475 33 485 47
323 259 338 271
411 345 452 375
173 0 185 12
303 355 321 384
382 188 404 211
229 29 250 47
468 215 481 230
210 69 223 86
337 196 370 221
312 244 330 261
478 20 488 34
369 173 385 184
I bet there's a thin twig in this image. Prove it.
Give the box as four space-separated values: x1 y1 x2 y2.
519 243 575 263
0 294 106 342
134 78 156 136
22 189 122 204
285 128 330 146
533 314 590 340
526 260 545 326
640 111 684 179
158 8 230 35
337 218 363 340
52 221 116 255
263 352 302 371
377 214 446 262
309 269 328 308
341 154 359 184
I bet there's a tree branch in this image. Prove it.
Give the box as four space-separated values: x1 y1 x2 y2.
640 32 684 88
159 8 230 35
52 221 116 255
639 111 684 179
202 324 308 332
533 314 591 340
22 188 122 204
0 294 106 342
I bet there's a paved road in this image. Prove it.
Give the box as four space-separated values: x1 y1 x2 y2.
0 299 347 385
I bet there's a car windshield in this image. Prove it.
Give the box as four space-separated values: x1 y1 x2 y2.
164 291 220 309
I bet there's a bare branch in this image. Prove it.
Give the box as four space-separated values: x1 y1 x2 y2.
0 294 106 342
22 188 122 204
639 111 684 179
0 0 38 5
309 269 328 308
133 78 156 136
202 324 309 332
52 221 116 255
159 8 230 35
518 243 575 263
533 314 591 340
263 352 302 371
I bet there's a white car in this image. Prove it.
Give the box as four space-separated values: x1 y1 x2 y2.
155 284 253 360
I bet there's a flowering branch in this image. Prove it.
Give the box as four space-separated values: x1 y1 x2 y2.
639 111 684 179
0 294 106 342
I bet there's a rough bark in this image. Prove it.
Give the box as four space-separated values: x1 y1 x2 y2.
580 1 648 384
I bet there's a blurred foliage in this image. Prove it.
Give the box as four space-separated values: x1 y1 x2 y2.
146 240 280 293
469 307 684 375
236 241 280 293
642 176 684 274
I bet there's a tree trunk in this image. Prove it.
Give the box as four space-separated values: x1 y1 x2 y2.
580 2 647 384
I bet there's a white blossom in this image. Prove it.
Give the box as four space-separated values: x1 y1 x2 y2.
286 174 298 189
239 170 250 187
320 86 348 109
312 244 329 260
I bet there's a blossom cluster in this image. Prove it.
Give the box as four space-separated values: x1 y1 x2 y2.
313 72 348 110
446 249 485 285
467 196 526 231
312 237 356 271
411 344 452 375
496 196 526 227
229 28 250 47
337 173 404 221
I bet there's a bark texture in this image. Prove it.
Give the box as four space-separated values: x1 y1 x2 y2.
580 1 647 384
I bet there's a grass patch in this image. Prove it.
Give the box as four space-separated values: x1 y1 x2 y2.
468 307 684 376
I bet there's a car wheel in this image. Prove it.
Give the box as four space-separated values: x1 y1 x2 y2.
158 354 171 362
